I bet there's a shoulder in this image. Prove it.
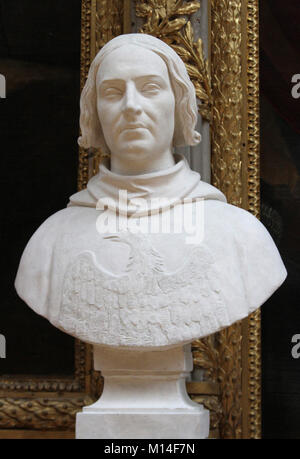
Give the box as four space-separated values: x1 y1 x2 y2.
202 199 287 314
204 199 270 238
28 206 98 238
203 199 286 274
15 205 100 318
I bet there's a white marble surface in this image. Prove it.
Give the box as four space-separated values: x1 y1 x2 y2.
76 345 209 439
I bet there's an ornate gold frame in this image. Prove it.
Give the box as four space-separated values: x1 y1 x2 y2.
0 0 260 439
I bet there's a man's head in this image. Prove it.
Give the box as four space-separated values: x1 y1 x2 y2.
78 34 201 155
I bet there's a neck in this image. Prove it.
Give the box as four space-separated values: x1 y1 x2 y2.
110 149 175 175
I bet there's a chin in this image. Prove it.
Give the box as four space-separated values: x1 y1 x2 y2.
119 144 152 159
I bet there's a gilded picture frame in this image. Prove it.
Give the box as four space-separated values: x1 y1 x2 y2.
0 0 260 439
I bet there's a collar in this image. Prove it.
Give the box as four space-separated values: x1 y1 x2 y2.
69 154 226 216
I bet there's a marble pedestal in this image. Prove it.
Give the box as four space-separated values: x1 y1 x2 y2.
76 345 209 439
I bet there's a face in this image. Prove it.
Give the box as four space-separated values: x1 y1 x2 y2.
96 45 176 163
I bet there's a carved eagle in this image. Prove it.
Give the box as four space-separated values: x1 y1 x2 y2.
58 231 229 347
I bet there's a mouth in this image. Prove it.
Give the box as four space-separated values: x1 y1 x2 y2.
122 124 147 132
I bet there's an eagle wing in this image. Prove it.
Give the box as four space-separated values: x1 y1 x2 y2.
58 239 230 347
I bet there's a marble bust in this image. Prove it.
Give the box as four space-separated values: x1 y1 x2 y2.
15 34 287 350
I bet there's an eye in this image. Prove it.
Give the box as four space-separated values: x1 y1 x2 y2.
141 83 161 95
102 87 123 99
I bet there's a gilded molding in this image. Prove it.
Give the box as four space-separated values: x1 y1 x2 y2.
0 396 93 431
194 0 260 439
245 0 261 439
210 0 243 207
246 0 260 220
78 0 92 191
192 327 243 439
245 6 261 438
192 335 219 384
217 324 243 439
74 338 91 392
0 379 81 393
247 311 261 439
95 0 124 52
209 0 261 439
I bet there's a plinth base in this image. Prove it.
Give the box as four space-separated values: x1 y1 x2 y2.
76 345 209 439
76 409 209 439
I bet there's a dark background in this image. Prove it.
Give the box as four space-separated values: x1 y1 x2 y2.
260 0 300 439
0 0 81 375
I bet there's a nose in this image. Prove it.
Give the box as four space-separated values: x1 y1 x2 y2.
122 82 142 117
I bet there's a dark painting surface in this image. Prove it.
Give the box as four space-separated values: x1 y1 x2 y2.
0 0 81 375
260 0 300 439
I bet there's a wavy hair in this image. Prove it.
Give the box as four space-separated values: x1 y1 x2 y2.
78 34 201 151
